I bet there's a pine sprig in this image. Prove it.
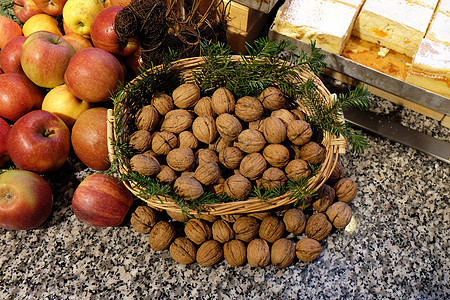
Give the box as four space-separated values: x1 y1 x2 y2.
0 0 20 25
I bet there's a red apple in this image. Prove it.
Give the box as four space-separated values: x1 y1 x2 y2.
0 73 44 121
71 173 133 227
13 0 44 23
125 46 144 75
21 31 76 88
64 47 125 103
0 15 23 50
90 5 139 56
71 107 110 171
7 110 70 172
0 169 53 230
32 0 67 16
0 117 10 167
0 36 27 75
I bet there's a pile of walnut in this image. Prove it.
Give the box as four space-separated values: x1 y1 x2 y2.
130 160 358 268
128 83 327 200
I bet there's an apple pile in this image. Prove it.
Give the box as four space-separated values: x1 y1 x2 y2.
0 0 138 230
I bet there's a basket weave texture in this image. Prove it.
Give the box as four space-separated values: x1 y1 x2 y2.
107 55 347 216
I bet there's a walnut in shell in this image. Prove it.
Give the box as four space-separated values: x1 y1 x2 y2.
233 216 260 242
295 237 322 262
262 117 287 144
291 109 307 121
194 96 215 117
195 148 219 165
247 211 271 221
196 240 223 266
258 86 286 110
166 210 190 222
334 178 358 203
247 238 271 267
169 237 197 265
148 221 176 251
166 147 195 172
215 113 242 142
151 92 173 115
263 144 290 168
160 109 194 134
259 215 286 243
300 141 326 164
184 219 212 245
224 174 252 200
219 146 244 170
223 239 247 267
209 136 231 153
212 220 235 243
287 120 313 146
172 83 200 108
130 153 161 176
135 105 159 131
151 131 179 155
221 214 242 223
285 159 311 180
192 116 217 144
328 161 345 183
248 118 265 132
239 153 267 180
156 165 177 184
235 96 264 122
326 201 352 229
260 167 287 190
130 205 159 234
305 213 332 241
313 184 335 212
211 87 235 115
178 131 198 149
235 129 266 153
207 177 225 196
194 161 221 185
128 130 153 153
271 109 296 126
283 208 306 235
173 176 204 200
271 238 296 269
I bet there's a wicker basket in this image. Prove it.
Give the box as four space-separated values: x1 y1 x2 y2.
107 55 347 216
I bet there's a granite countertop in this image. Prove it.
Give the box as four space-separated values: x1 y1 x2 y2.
0 83 448 299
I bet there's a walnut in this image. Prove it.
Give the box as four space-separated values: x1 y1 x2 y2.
224 174 252 200
130 205 159 233
192 116 217 144
223 239 247 266
196 240 223 266
295 237 322 262
288 144 302 160
148 221 176 251
326 201 352 229
211 87 235 115
259 215 285 243
291 109 307 121
161 109 194 134
271 238 295 269
156 165 177 184
130 153 161 176
195 213 218 223
215 113 242 142
169 237 196 265
128 130 153 153
235 129 266 153
151 131 178 155
258 86 286 110
285 159 311 180
172 83 200 108
247 211 271 221
194 161 221 185
235 96 264 122
207 177 225 196
247 238 271 267
283 208 306 235
135 105 159 131
239 153 267 180
287 120 313 146
173 176 204 200
194 96 215 117
233 216 260 242
166 147 195 172
166 210 190 222
262 117 287 144
184 219 212 245
261 167 287 190
334 178 358 203
262 144 290 168
299 142 326 164
209 136 231 153
305 213 332 241
178 131 198 149
271 109 296 126
328 161 345 183
313 184 335 212
151 92 173 115
221 214 242 223
195 148 219 165
248 118 264 132
212 220 235 243
219 146 244 170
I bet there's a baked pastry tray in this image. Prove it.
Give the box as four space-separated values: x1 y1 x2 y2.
268 28 450 119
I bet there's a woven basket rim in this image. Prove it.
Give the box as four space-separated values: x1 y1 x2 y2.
107 55 347 216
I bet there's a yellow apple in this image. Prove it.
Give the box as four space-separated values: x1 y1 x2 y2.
62 33 93 52
22 13 62 36
62 0 104 37
41 84 91 127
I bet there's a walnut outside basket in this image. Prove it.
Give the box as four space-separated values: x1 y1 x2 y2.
107 55 347 217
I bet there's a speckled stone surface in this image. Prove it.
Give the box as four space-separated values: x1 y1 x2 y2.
0 86 448 299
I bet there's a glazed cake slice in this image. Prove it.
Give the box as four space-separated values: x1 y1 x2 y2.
353 0 439 57
272 0 363 54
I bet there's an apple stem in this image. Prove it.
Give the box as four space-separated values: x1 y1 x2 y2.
11 1 24 8
43 129 55 137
